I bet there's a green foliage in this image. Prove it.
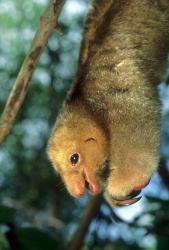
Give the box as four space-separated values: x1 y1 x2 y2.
0 204 63 250
157 236 169 250
0 233 10 250
17 228 60 250
0 206 16 224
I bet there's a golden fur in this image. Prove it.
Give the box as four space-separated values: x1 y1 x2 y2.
47 0 169 206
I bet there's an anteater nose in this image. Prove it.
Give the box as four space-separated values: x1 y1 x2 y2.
89 183 100 196
74 191 84 198
71 185 85 198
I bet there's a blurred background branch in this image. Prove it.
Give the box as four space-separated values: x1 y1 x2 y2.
69 195 103 250
0 0 65 144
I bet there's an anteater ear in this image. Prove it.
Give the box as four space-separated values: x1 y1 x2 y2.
84 137 97 143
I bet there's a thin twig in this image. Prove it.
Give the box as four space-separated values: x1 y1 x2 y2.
5 223 22 250
69 195 103 250
0 0 66 144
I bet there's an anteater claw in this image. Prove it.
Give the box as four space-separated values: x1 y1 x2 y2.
113 196 142 207
111 190 142 207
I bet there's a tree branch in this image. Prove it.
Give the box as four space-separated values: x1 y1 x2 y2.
0 0 66 144
69 195 103 250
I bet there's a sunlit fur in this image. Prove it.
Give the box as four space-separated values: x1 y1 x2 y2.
48 102 108 197
47 0 169 205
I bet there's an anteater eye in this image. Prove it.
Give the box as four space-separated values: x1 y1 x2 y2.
70 153 79 166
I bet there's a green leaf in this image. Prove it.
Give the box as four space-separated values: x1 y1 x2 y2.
0 205 16 224
157 236 169 250
16 228 60 250
0 233 10 250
